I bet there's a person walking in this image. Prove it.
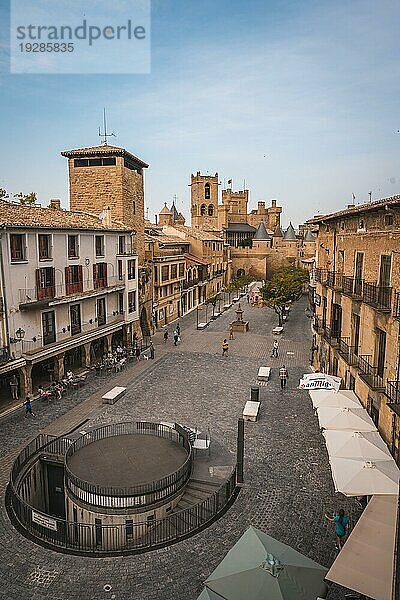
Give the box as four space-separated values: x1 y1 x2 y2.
149 340 155 359
222 339 229 356
246 293 250 303
173 330 179 346
10 374 19 401
176 323 180 336
325 509 350 550
279 365 288 389
135 346 141 361
24 395 35 418
271 339 279 358
229 324 234 340
163 329 169 343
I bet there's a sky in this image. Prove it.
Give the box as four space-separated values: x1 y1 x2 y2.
0 0 399 227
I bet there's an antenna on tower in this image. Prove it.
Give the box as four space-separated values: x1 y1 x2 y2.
98 108 116 146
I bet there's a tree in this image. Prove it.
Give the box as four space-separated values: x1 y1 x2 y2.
14 191 37 205
261 266 309 325
205 293 220 317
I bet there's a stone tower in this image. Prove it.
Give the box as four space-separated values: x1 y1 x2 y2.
61 144 149 263
190 172 219 230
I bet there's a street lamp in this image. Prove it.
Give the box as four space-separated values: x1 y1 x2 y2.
10 327 25 344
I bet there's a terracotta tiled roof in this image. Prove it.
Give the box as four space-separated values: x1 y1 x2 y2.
61 144 149 168
0 201 131 231
308 195 400 224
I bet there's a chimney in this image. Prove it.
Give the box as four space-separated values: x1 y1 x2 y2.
102 206 112 227
271 199 277 208
258 201 265 213
49 198 61 210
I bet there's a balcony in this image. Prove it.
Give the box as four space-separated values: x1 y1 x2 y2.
19 276 124 308
313 316 323 334
362 282 392 312
337 337 357 365
341 275 354 296
314 268 326 283
116 244 136 256
357 354 385 390
386 380 400 404
183 279 199 290
394 291 400 320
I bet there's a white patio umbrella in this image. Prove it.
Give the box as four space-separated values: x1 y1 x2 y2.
329 457 399 495
309 390 361 410
317 407 377 431
323 430 393 461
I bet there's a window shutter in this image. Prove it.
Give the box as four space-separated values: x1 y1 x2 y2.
36 268 43 300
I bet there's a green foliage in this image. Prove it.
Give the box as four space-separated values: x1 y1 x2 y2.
205 294 219 306
14 191 37 205
261 266 309 324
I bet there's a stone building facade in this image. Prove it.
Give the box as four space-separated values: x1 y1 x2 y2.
0 200 139 410
309 195 400 462
189 172 315 279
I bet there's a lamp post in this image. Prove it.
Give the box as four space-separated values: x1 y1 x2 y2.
10 327 25 344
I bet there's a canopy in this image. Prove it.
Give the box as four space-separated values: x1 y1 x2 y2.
198 526 328 600
317 407 377 431
323 430 393 461
329 457 399 495
326 494 398 600
309 389 361 410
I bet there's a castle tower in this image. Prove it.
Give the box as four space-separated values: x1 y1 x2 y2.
221 188 249 225
61 144 149 263
190 172 219 230
159 203 173 226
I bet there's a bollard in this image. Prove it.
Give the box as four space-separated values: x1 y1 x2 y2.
250 386 260 402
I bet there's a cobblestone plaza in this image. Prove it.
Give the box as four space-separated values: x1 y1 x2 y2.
0 299 359 600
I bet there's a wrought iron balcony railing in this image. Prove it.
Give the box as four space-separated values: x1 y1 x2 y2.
386 380 400 404
357 354 385 390
337 337 358 365
19 276 125 306
362 282 392 311
341 275 354 296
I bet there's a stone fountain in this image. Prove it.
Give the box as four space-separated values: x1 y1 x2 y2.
230 303 249 333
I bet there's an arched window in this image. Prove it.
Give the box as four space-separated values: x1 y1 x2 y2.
208 204 214 216
200 204 206 215
205 183 210 199
237 268 245 278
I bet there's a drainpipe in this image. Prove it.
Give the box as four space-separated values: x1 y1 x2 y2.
0 229 11 357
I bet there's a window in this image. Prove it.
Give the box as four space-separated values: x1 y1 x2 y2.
128 291 136 313
376 328 386 378
42 310 56 345
171 264 177 279
36 267 55 300
358 219 365 230
161 265 169 282
95 235 105 257
70 304 81 335
118 292 124 314
379 255 391 287
322 296 327 329
331 304 342 340
118 260 123 281
208 204 214 216
354 252 363 295
118 236 125 254
93 263 107 289
96 298 106 326
127 259 136 280
353 313 360 356
385 213 394 226
68 235 79 258
38 234 52 260
95 518 102 546
179 263 184 277
154 265 158 284
200 204 206 216
205 183 210 199
65 265 83 295
74 157 116 167
10 234 26 261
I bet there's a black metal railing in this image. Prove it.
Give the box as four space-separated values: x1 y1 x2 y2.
362 282 392 311
326 271 336 287
0 346 11 364
357 354 385 390
386 380 400 404
341 275 354 296
337 337 358 365
7 428 238 555
64 422 193 509
183 279 199 290
353 278 363 297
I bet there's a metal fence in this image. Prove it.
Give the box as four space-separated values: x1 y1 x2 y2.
7 426 238 555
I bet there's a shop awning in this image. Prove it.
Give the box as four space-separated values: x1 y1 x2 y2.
326 494 398 600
